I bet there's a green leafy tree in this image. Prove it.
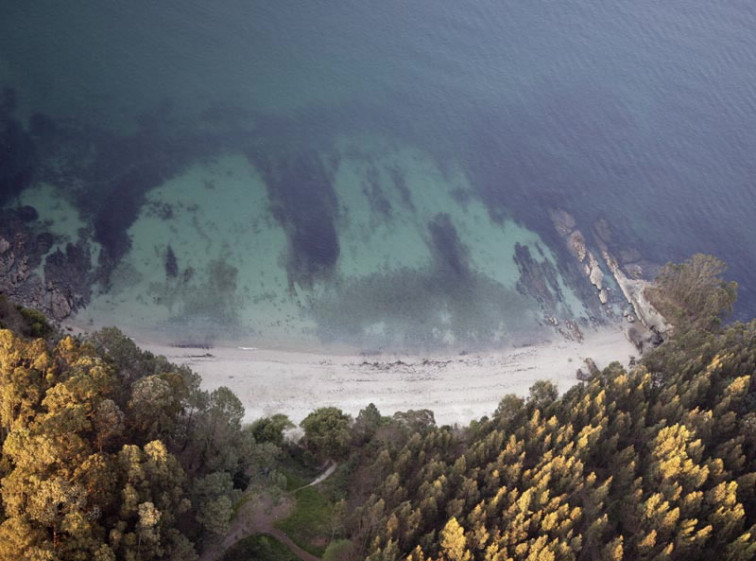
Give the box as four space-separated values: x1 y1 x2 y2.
527 380 559 413
494 394 525 426
249 413 294 446
192 472 237 539
301 407 352 460
353 403 383 444
646 253 737 333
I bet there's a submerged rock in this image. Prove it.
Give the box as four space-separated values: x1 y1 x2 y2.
35 232 54 254
16 205 38 222
428 213 469 279
248 148 340 287
548 208 576 237
513 243 562 308
28 112 58 139
593 217 613 244
567 230 588 262
165 245 178 278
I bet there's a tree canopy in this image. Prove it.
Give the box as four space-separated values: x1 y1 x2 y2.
0 327 278 560
645 253 738 333
301 407 352 460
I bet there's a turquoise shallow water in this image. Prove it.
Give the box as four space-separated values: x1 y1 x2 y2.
1 1 755 347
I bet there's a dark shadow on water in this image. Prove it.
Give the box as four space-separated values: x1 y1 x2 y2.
0 87 35 208
246 148 340 289
427 213 470 280
309 266 541 351
4 74 755 329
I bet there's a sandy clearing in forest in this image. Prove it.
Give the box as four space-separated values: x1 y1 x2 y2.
136 325 638 426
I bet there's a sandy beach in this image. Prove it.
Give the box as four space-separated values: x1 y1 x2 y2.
137 325 638 426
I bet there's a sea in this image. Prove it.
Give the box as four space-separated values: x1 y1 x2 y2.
1 0 755 351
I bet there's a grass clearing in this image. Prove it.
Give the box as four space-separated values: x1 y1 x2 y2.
275 486 333 556
279 455 320 491
319 462 349 501
323 539 357 561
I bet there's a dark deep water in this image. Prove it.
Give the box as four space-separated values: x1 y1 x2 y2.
1 1 756 347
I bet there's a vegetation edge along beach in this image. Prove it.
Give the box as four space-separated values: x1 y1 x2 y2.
0 254 753 560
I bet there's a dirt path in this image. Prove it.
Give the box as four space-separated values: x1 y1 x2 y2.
264 527 322 561
291 460 337 492
200 461 338 561
198 494 293 561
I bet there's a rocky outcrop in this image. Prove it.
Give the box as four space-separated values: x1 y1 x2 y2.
566 230 588 262
550 209 577 237
549 208 671 353
595 237 671 338
550 210 612 309
43 242 93 320
627 324 664 354
587 253 608 304
0 208 92 322
512 241 587 341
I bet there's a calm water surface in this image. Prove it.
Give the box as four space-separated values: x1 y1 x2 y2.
1 1 755 347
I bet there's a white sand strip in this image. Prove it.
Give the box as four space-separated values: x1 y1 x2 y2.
139 326 637 427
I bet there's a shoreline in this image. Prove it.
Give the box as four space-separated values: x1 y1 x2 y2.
131 323 638 427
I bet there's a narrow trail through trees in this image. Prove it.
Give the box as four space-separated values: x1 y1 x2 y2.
291 459 337 492
201 460 338 561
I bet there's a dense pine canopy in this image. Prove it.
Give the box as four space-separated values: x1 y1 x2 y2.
342 322 756 561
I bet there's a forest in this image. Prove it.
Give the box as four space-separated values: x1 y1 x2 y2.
0 254 753 561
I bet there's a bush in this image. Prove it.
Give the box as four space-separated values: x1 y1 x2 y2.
0 296 53 339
